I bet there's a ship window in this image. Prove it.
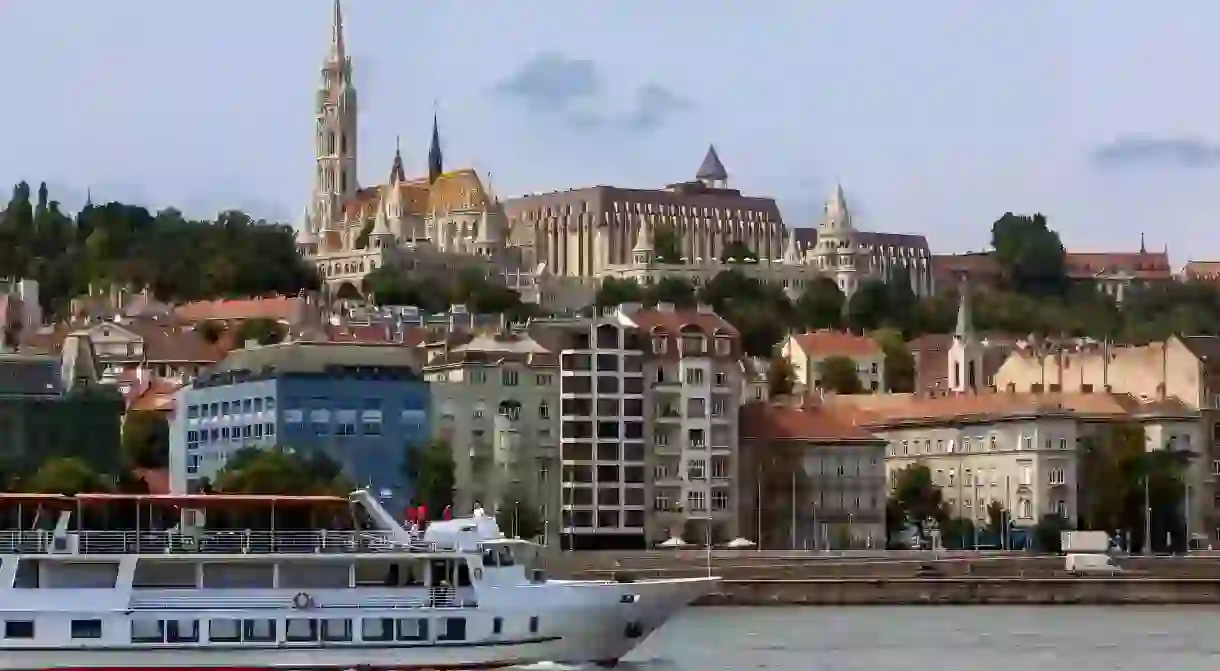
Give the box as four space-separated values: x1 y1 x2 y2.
438 617 466 641
131 619 165 643
286 618 318 642
167 619 199 643
208 619 241 642
71 619 103 639
530 616 539 634
362 618 394 642
396 618 429 642
492 617 503 635
4 620 34 639
322 618 352 642
243 618 276 642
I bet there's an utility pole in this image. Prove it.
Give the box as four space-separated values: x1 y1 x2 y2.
1143 474 1152 555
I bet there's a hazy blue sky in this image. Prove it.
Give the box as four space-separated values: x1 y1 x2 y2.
3 1 1219 260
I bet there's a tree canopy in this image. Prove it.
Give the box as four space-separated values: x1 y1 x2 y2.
121 411 170 470
362 264 540 322
403 439 456 516
816 355 863 394
0 182 320 318
213 446 353 496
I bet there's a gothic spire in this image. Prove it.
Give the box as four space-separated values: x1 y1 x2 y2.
782 231 801 264
1140 232 1147 254
389 136 405 184
428 106 443 185
633 215 655 253
328 0 346 66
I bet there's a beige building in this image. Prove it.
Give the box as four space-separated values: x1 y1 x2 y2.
826 392 1204 537
995 335 1220 539
421 331 561 546
780 331 885 393
740 401 888 549
536 303 743 549
503 146 785 279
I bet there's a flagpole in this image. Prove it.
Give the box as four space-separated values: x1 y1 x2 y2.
790 470 796 550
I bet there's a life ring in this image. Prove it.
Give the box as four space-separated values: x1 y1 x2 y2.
292 592 313 609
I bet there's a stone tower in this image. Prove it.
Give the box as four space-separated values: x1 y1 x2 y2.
815 183 861 296
313 0 359 229
948 281 985 392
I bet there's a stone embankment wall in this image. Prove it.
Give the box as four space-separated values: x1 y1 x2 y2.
701 578 1220 606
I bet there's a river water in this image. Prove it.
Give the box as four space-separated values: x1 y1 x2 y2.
554 606 1220 670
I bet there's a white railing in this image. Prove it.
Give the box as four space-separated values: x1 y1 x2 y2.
128 587 466 611
0 530 439 555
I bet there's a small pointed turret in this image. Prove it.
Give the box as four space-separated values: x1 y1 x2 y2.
389 136 405 184
695 144 728 186
825 182 851 229
954 279 973 340
1140 232 1147 254
782 232 801 264
428 107 444 185
298 205 318 245
473 208 498 258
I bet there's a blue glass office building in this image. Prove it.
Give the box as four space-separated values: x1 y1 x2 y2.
170 342 429 507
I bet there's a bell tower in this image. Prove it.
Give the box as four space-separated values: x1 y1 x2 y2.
313 0 359 227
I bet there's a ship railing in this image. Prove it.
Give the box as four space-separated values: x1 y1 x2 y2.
0 529 442 555
127 587 468 610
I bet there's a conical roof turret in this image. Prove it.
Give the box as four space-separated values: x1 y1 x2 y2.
696 144 728 182
634 215 654 252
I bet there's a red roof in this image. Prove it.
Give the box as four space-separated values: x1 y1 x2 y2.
0 493 349 508
740 401 883 443
174 296 301 323
791 331 881 358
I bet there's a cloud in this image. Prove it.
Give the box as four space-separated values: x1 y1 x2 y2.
494 52 689 132
1090 134 1220 169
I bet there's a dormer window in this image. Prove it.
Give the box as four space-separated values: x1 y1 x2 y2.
652 337 667 354
680 335 704 355
714 338 731 356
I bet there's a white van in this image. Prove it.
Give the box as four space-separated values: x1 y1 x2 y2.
1065 553 1122 575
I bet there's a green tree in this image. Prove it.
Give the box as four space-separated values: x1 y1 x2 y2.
885 496 908 548
653 222 683 263
985 500 1007 541
698 270 792 357
121 411 170 469
719 240 758 263
495 494 544 539
235 318 286 346
595 277 644 307
891 463 947 540
845 279 890 332
405 440 456 516
767 355 795 396
1033 513 1071 552
25 457 112 495
645 276 697 308
793 277 844 330
871 328 915 393
941 517 976 550
816 355 863 394
194 321 225 344
214 446 351 495
990 212 1067 297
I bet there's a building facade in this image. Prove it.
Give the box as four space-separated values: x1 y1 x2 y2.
780 331 885 393
422 332 561 546
503 147 786 279
169 342 429 509
739 401 888 549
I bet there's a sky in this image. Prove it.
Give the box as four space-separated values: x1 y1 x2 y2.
2 1 1220 261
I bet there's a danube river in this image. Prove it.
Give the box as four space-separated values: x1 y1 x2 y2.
550 606 1220 670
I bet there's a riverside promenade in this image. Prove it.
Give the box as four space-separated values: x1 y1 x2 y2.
546 549 1220 605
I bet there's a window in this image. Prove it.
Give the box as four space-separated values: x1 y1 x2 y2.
1212 460 1220 476
687 490 706 511
1019 464 1032 486
684 368 704 385
652 337 667 354
71 619 103 639
502 370 519 387
1022 436 1033 450
243 619 276 642
168 619 199 643
654 492 671 511
131 619 164 643
989 435 997 451
209 619 241 642
714 371 727 386
492 617 503 635
529 616 540 634
1048 468 1066 485
4 620 33 639
1059 438 1068 450
711 490 729 510
439 617 467 642
535 374 553 386
538 401 550 419
286 618 318 642
686 459 705 479
396 618 428 642
362 618 394 642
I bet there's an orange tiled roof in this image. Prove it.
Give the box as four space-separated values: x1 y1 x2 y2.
1184 261 1220 281
128 378 183 413
624 308 740 360
342 169 491 220
792 331 881 358
825 391 1193 427
740 401 883 443
174 296 300 323
1065 251 1171 280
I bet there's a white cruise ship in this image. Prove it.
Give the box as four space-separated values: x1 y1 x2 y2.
0 489 714 669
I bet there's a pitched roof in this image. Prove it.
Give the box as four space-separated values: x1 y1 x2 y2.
206 341 420 377
343 168 491 220
128 378 182 412
825 391 1195 428
174 296 302 323
791 331 881 358
740 401 884 443
1184 261 1220 281
695 144 728 181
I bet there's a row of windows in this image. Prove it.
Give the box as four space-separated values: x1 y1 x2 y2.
187 397 276 419
187 424 277 446
3 616 538 644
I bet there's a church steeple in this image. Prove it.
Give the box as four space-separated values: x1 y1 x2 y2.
428 108 444 185
313 0 358 227
954 279 974 339
327 0 346 66
388 136 405 184
949 279 984 393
